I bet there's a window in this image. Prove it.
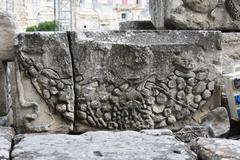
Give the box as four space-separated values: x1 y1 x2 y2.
80 0 85 4
121 13 127 19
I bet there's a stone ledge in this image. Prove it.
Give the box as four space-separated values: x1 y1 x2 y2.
12 131 197 160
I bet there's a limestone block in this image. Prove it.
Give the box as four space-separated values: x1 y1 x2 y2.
149 0 240 30
191 137 240 160
12 131 197 160
201 107 230 137
14 32 74 133
0 11 16 60
0 127 15 160
70 30 222 133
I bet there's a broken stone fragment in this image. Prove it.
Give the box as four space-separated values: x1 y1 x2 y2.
149 0 240 31
174 126 211 143
201 107 230 137
191 137 240 160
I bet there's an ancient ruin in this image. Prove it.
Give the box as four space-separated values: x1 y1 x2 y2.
2 0 240 159
150 0 240 30
71 30 222 132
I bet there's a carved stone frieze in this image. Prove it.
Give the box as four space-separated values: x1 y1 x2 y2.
70 31 222 133
14 32 74 133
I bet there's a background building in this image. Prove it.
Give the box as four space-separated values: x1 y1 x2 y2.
0 0 150 31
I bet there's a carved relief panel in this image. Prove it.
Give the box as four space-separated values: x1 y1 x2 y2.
15 33 74 133
71 35 221 132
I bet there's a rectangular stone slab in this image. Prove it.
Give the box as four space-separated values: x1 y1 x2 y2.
149 0 240 31
11 131 197 160
70 30 222 133
14 32 74 133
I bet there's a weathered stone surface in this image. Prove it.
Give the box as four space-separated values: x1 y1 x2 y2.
201 107 230 137
14 32 74 133
12 131 197 160
0 12 16 125
140 129 173 136
0 61 14 127
222 33 240 74
71 30 222 133
119 21 156 30
0 127 15 160
149 0 240 31
0 11 16 61
191 137 240 160
0 63 10 117
174 126 211 143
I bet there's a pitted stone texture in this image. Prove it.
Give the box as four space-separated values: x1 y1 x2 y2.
0 127 15 160
0 63 13 126
174 126 211 143
119 21 156 30
12 131 197 160
140 129 173 136
0 12 15 124
0 11 16 61
191 138 240 160
183 0 219 13
14 32 74 133
76 30 222 48
71 30 222 133
149 0 240 31
222 33 240 74
201 107 230 137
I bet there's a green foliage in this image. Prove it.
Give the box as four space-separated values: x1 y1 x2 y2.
26 25 38 32
26 21 60 32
